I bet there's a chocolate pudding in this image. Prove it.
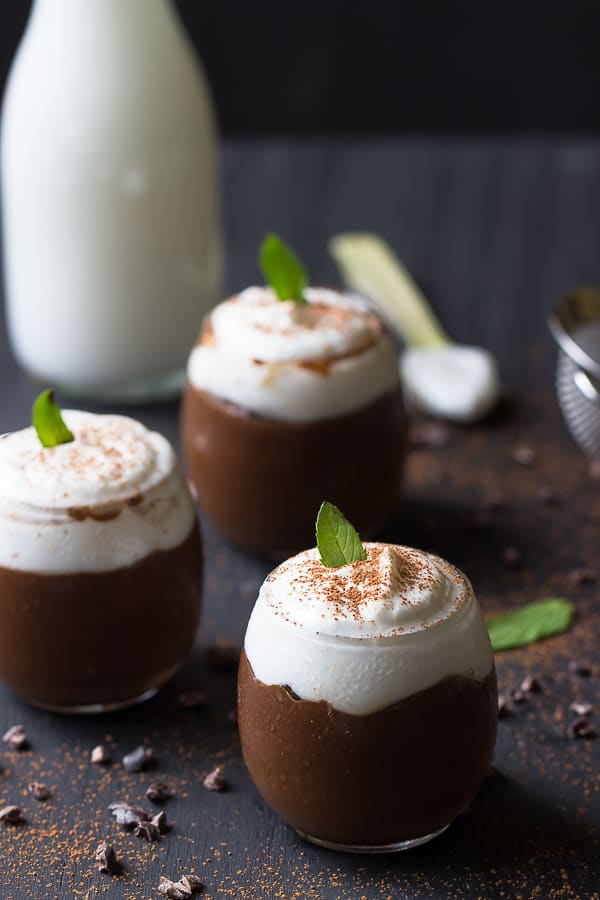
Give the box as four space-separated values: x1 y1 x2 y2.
0 526 201 710
0 410 202 712
182 388 405 555
238 542 497 851
181 287 406 555
239 653 497 847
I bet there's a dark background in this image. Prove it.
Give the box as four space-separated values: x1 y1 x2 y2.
3 0 600 135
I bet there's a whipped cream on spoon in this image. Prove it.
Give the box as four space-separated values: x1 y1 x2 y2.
329 233 500 423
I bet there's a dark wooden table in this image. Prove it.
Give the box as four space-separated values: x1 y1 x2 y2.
0 139 599 900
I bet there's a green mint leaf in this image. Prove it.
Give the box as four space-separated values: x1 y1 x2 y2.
259 233 308 304
316 501 367 568
32 389 75 448
486 598 575 652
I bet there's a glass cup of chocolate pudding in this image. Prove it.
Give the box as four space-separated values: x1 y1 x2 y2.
181 286 407 556
0 408 202 713
238 536 497 852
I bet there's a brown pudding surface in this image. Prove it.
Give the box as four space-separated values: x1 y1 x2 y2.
238 650 498 846
0 524 202 709
181 386 406 555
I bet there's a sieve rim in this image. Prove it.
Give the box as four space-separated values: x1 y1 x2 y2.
548 287 600 382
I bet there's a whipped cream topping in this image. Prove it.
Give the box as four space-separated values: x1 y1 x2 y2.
187 286 400 422
0 411 196 573
244 544 494 715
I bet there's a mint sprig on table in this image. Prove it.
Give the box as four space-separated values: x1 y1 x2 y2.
487 598 575 651
259 233 308 304
32 389 74 448
316 501 367 568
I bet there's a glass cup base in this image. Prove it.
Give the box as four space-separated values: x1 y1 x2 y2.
24 367 185 406
17 661 184 714
27 686 160 715
296 823 449 854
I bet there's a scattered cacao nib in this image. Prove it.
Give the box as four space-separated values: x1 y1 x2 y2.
502 546 522 569
570 701 592 717
27 781 50 801
567 717 597 739
127 809 169 842
568 567 597 588
177 690 208 710
109 801 150 829
122 745 154 773
227 708 238 726
537 484 559 506
512 444 537 466
520 675 542 694
205 640 240 672
511 689 525 704
134 818 161 842
90 744 110 765
497 695 513 718
0 805 24 825
146 781 171 803
95 841 119 875
568 660 592 677
151 810 169 834
158 875 205 898
589 459 600 480
409 422 451 450
2 725 28 751
203 766 227 792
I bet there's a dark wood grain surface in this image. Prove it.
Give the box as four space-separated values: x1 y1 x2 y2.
0 139 599 899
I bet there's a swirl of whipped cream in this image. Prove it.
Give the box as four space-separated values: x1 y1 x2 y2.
187 287 400 422
244 544 494 715
0 411 196 573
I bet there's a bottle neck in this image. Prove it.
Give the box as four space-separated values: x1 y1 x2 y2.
29 0 175 34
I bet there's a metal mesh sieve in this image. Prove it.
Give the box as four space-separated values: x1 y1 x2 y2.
548 288 600 459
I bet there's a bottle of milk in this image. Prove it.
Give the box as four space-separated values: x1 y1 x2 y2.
1 0 222 401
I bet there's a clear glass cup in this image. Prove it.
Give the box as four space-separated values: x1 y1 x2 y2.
237 547 497 852
0 411 202 712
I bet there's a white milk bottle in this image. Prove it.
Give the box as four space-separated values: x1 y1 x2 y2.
1 0 222 401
